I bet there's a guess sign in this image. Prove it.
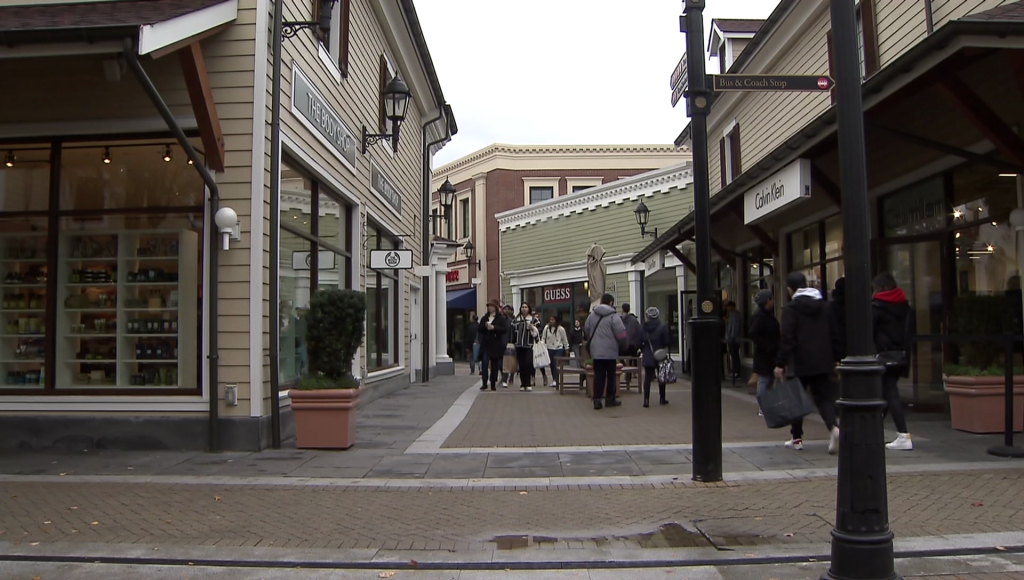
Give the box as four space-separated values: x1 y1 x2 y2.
446 270 460 283
543 285 572 303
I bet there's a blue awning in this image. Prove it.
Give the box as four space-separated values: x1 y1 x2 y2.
446 287 476 310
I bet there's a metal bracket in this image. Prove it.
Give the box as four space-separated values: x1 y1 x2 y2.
361 126 395 154
281 21 321 39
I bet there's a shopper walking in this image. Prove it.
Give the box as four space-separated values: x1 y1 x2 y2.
620 303 643 357
477 300 507 391
501 305 516 388
511 303 541 391
584 294 628 410
639 306 671 407
773 272 843 454
725 301 742 380
749 289 779 417
872 272 914 450
568 318 584 361
541 316 569 388
467 314 479 376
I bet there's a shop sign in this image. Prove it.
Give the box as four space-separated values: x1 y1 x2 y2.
881 178 946 237
645 251 664 277
369 249 412 270
543 285 572 304
446 265 467 285
291 64 358 172
744 158 811 225
370 161 402 216
292 250 336 270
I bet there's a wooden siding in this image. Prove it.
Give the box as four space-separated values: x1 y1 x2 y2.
876 0 928 68
932 0 1016 27
499 186 694 300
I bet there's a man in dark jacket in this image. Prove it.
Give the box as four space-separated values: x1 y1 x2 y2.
748 289 779 414
872 272 913 451
620 303 643 357
477 299 508 391
774 272 842 454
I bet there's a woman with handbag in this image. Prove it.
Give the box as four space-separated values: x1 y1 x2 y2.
639 307 671 407
872 272 913 450
477 300 507 391
541 316 569 388
511 302 540 391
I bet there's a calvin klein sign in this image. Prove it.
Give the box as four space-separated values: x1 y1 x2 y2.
743 159 811 225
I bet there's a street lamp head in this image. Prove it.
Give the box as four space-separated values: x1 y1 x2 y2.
463 240 475 261
634 200 650 229
438 177 456 216
383 76 411 125
317 0 338 33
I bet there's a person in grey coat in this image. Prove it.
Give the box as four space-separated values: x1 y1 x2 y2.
584 293 628 410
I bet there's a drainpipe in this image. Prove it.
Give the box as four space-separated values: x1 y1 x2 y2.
923 0 934 34
124 38 221 452
268 0 285 449
421 110 450 383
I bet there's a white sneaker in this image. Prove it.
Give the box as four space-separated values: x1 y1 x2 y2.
828 427 840 455
502 381 508 388
784 438 804 451
550 381 557 388
758 409 764 417
886 433 913 451
526 386 533 392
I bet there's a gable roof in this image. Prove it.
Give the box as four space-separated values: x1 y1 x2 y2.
713 19 765 34
962 0 1024 21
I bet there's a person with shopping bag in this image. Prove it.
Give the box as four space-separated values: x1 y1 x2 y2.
749 289 779 415
511 302 541 391
540 316 569 388
500 305 516 388
773 272 843 454
639 307 671 408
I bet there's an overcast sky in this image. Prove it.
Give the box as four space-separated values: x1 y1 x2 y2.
418 0 781 166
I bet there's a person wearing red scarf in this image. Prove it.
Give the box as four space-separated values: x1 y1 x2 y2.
872 273 913 450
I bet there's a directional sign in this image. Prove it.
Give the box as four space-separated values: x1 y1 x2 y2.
369 249 413 270
711 74 835 92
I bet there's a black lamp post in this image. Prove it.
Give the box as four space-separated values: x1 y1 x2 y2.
361 76 413 154
463 240 482 271
429 178 457 236
633 200 658 239
680 0 723 483
822 0 899 579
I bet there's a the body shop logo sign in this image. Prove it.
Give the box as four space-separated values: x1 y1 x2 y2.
291 64 357 172
543 285 572 303
743 158 811 225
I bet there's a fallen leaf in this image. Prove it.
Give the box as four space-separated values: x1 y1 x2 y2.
378 573 396 579
214 496 222 501
519 491 528 495
409 560 419 567
70 530 78 533
784 533 794 537
996 546 1007 551
90 522 99 526
30 542 39 546
68 507 78 511
153 548 159 551
165 520 173 523
972 502 984 507
58 473 67 477
42 521 51 525
31 576 40 580
754 517 763 521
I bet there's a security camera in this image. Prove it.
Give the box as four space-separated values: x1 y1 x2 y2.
214 207 239 251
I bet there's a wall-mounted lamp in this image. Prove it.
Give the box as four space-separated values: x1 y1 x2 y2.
4 151 14 168
463 240 482 270
102 147 112 164
214 206 241 250
361 76 412 154
428 178 457 232
634 200 658 239
162 145 172 162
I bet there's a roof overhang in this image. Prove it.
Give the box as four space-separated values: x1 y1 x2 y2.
0 0 238 57
636 18 1024 265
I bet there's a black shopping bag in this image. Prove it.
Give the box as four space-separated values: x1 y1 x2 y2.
757 376 816 429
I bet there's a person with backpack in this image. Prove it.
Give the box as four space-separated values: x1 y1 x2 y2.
872 272 914 451
774 272 843 454
584 294 628 410
639 306 671 407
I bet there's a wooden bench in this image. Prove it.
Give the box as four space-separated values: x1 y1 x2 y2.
618 356 641 392
556 356 587 395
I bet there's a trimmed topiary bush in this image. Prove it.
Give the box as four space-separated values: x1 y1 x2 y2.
296 288 365 390
950 294 1014 374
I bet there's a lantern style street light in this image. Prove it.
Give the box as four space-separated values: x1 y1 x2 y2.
361 76 413 153
429 178 457 235
633 200 658 239
463 240 482 271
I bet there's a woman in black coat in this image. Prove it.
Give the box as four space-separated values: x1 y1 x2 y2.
478 299 508 391
639 307 671 408
748 289 780 405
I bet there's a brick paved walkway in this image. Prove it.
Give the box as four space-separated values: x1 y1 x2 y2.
0 469 1020 551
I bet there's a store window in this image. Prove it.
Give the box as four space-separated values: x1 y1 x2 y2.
529 186 553 205
459 198 470 239
2 140 205 393
366 223 400 371
788 215 844 293
277 159 354 388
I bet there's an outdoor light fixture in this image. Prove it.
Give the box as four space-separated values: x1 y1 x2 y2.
361 76 412 154
281 0 338 38
187 158 194 165
633 200 658 239
102 147 112 164
999 173 1019 178
214 206 240 251
427 178 457 234
3 151 13 168
463 240 482 270
953 208 963 219
162 145 172 162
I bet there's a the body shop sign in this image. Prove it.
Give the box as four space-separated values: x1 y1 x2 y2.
543 285 572 304
743 158 811 225
291 64 357 172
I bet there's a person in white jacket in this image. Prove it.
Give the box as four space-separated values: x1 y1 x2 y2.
540 315 570 388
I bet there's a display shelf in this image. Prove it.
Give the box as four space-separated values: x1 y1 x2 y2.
2 283 47 288
125 333 178 338
67 359 116 364
1 309 46 313
63 308 117 313
124 359 178 363
0 334 45 338
0 359 45 364
65 282 116 287
123 307 177 312
69 334 118 339
124 282 177 287
0 259 47 264
64 257 117 263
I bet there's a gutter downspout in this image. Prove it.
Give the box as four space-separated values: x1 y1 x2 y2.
422 109 450 383
923 0 934 34
124 38 221 452
268 0 284 449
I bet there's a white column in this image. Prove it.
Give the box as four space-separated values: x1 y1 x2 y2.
677 265 688 356
512 285 522 311
435 267 451 365
427 266 438 368
628 270 643 313
473 173 488 314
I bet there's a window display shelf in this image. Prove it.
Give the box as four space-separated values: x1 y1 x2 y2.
2 283 47 288
0 259 47 264
64 308 117 313
68 359 116 364
69 334 118 339
124 359 178 363
66 283 116 287
124 282 177 287
123 307 177 312
0 334 45 338
0 359 44 364
125 255 178 261
1 309 46 313
126 333 178 338
64 257 117 263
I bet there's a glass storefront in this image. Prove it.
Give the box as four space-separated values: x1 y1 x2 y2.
788 214 845 294
521 282 589 328
366 224 400 371
277 159 354 387
1 140 204 393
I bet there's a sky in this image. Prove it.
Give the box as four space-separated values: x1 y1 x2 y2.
418 0 782 166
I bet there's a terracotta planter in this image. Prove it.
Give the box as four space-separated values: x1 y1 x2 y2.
583 364 623 398
943 376 1024 434
289 388 359 449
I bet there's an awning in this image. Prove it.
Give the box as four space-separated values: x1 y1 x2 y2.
446 288 477 310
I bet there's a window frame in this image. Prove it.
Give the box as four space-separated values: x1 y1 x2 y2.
366 223 401 372
522 177 560 206
565 177 603 194
721 122 741 185
459 196 471 240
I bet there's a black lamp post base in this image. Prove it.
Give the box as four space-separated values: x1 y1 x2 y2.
822 530 902 580
987 444 1024 458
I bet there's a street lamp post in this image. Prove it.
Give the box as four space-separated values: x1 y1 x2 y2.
824 0 899 578
680 0 723 482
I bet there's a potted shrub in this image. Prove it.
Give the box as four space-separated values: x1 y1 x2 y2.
290 288 365 449
943 294 1024 433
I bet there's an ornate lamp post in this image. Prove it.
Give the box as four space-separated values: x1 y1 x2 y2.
361 76 413 153
463 240 482 272
633 200 658 239
429 178 456 235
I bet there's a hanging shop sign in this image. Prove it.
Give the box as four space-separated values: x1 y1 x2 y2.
370 161 402 216
542 284 573 304
744 158 811 225
369 248 413 270
645 251 665 277
291 64 358 172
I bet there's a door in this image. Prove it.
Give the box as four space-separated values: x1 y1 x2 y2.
410 285 421 383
